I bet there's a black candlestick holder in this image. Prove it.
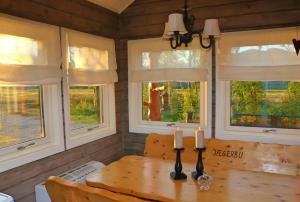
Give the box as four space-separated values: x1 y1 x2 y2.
192 147 206 180
170 148 187 180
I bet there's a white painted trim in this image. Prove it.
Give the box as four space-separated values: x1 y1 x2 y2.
128 81 210 138
128 43 213 138
0 84 65 172
61 29 116 149
215 40 300 145
65 84 116 149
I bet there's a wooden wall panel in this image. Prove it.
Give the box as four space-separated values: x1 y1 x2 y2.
0 1 121 201
120 0 300 39
0 0 118 38
0 135 123 201
118 0 300 154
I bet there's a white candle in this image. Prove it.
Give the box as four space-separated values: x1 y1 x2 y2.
195 127 205 148
174 127 183 149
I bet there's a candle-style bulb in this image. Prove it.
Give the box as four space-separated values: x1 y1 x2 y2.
174 127 183 149
195 127 204 149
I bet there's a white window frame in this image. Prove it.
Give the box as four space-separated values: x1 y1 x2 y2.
63 82 116 149
0 84 65 172
129 79 212 137
128 37 212 137
216 39 300 145
0 14 65 172
61 28 117 150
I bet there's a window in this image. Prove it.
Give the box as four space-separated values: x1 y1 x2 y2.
69 86 104 135
142 82 200 123
0 86 44 149
128 38 210 135
0 14 64 172
216 27 300 144
61 28 117 149
230 81 300 129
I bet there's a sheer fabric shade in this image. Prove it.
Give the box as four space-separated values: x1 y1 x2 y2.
61 28 118 85
218 27 300 81
128 37 211 82
0 14 62 85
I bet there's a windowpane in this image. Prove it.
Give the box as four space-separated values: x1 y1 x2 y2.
0 86 44 149
69 86 103 133
230 81 300 129
142 82 200 123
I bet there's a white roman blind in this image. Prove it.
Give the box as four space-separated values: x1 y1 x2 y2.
61 28 118 85
0 14 62 85
218 27 300 81
128 37 211 82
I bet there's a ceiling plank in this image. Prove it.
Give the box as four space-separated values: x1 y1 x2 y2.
87 0 135 13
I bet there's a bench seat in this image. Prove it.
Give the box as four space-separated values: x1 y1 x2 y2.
144 134 300 176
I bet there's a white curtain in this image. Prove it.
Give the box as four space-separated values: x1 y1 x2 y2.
218 27 300 81
0 14 62 85
128 37 211 82
61 28 118 85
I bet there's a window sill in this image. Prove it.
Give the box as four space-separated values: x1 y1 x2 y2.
130 122 211 137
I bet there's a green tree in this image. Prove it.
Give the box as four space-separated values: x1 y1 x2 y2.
231 81 266 116
182 82 199 111
142 83 150 120
170 90 185 122
281 82 300 116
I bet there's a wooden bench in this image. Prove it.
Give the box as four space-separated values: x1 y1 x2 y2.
45 176 147 202
144 133 300 176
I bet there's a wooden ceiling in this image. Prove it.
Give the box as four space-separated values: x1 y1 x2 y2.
87 0 134 13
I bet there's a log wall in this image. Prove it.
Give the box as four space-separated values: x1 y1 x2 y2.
119 0 300 155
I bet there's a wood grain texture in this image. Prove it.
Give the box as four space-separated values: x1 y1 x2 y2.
144 134 300 176
120 0 300 156
0 0 118 38
0 135 123 201
86 155 300 202
119 0 300 39
0 1 121 201
46 176 146 202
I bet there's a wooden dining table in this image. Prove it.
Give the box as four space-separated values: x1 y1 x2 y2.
86 155 300 202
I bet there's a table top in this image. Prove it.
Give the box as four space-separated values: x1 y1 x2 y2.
86 155 300 202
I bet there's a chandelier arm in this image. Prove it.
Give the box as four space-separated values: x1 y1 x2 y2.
170 38 178 49
199 33 213 49
177 34 183 47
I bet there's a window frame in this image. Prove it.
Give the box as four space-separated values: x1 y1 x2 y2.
63 82 116 150
128 38 212 137
129 81 210 136
61 28 116 150
216 37 300 145
0 14 65 172
0 84 65 172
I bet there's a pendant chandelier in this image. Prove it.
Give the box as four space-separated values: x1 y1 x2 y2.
162 0 221 49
